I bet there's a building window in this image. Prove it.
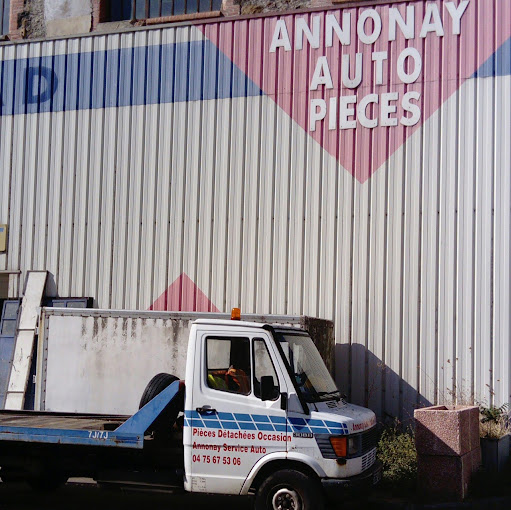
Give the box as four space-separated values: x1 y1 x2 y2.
110 0 222 21
1 0 9 36
42 297 94 308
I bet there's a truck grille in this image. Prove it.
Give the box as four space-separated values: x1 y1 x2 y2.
315 435 337 459
360 425 379 455
361 448 377 471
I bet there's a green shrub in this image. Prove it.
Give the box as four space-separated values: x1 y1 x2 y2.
377 425 417 489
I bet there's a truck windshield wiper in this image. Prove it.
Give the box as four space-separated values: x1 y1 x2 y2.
317 390 341 401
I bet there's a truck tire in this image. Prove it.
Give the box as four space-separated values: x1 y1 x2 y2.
139 373 183 436
139 373 179 408
255 469 324 510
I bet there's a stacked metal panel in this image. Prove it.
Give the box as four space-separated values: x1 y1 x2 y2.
0 0 509 421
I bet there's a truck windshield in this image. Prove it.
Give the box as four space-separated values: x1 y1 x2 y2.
276 333 340 403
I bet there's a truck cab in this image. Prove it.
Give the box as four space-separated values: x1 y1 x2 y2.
184 318 381 507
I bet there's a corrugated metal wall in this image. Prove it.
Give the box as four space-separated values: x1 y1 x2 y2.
0 0 509 421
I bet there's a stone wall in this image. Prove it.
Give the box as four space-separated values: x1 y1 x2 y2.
10 0 46 39
239 0 310 16
45 0 92 36
7 0 359 40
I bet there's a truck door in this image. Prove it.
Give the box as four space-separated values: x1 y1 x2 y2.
188 333 289 495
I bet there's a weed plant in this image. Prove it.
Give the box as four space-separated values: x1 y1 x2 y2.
479 403 509 439
377 422 417 492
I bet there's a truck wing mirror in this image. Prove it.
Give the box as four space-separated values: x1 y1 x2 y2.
260 375 276 401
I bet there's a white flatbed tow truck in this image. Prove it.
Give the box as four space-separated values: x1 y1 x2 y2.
0 311 381 509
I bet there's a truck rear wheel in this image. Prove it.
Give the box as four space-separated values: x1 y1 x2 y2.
139 373 179 408
139 373 182 436
255 469 324 510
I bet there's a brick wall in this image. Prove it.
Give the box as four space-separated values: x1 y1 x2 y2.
309 0 333 8
9 0 25 39
8 0 45 39
92 0 110 31
222 0 240 17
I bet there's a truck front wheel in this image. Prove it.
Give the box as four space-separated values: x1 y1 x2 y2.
255 469 324 510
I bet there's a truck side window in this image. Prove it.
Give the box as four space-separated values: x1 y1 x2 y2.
253 339 279 400
206 337 251 395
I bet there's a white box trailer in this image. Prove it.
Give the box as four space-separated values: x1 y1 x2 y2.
35 307 334 415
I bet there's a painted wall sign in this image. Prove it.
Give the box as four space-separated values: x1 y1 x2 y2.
0 0 509 181
269 3 470 132
203 0 511 180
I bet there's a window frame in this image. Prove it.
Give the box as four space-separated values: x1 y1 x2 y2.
0 0 10 37
109 0 222 22
252 337 280 401
204 335 252 396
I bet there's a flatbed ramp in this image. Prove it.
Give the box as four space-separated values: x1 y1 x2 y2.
0 381 181 450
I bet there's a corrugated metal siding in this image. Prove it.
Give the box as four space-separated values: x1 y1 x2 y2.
0 0 510 421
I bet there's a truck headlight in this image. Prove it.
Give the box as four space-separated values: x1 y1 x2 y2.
347 437 358 456
330 436 359 458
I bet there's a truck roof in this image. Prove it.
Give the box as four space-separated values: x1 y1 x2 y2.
193 318 307 335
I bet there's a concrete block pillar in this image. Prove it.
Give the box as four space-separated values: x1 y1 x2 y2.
414 405 481 501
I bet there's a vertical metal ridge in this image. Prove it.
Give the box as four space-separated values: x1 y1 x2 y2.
207 24 219 312
223 21 233 311
238 22 250 306
194 28 206 311
134 32 149 309
250 19 264 312
178 28 190 310
398 124 406 418
488 0 497 405
433 21 444 405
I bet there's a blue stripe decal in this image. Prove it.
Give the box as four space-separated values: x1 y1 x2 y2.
239 422 257 430
252 414 270 423
256 423 274 431
310 427 330 434
221 421 239 430
234 413 252 422
204 420 221 428
184 411 350 435
324 420 344 428
217 412 235 421
0 41 262 116
472 37 511 78
306 419 325 427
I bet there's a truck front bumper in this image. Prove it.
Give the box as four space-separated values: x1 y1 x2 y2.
321 460 382 500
